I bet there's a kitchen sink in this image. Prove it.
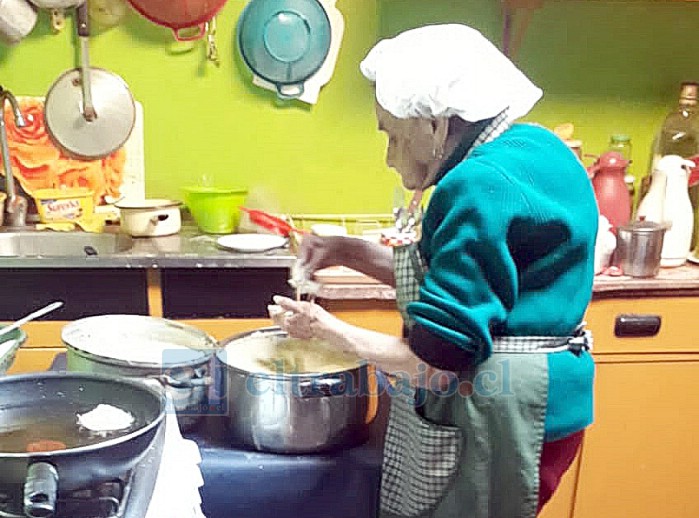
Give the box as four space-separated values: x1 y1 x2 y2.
0 232 133 257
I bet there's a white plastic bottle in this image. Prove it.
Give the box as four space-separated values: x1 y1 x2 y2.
654 155 696 267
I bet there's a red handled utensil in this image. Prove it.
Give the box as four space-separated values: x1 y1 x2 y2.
240 207 308 238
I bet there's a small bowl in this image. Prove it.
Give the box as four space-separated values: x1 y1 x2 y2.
182 187 248 234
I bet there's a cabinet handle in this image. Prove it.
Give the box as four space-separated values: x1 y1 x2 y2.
614 314 662 338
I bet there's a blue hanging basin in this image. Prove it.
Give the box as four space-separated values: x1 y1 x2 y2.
237 0 332 99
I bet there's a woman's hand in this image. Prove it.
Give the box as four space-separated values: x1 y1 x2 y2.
295 234 349 275
272 295 341 344
296 234 396 287
271 296 455 390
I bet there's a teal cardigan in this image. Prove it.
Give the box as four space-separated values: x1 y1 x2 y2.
407 123 598 441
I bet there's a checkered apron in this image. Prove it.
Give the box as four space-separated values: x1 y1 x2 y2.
380 242 591 518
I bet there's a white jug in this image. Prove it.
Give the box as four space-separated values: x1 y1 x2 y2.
636 154 696 267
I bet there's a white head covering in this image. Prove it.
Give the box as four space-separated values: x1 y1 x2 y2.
360 24 542 123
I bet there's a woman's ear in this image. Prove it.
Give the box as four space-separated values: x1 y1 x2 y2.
431 118 450 158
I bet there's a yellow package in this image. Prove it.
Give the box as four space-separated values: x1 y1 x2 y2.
32 188 94 223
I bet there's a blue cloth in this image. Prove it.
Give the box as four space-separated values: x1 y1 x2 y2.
408 123 598 441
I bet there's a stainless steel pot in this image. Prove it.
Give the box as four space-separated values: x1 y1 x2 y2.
616 221 669 278
216 327 378 454
62 315 216 432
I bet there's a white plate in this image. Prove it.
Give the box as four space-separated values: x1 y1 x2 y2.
687 252 699 265
217 234 288 253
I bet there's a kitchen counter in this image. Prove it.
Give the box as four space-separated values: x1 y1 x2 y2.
313 264 699 300
592 263 699 296
0 225 296 269
2 224 699 297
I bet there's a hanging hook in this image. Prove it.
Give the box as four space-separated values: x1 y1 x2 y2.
206 18 220 67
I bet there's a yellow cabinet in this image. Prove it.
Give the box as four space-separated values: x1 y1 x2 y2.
539 453 580 518
573 359 699 518
7 348 63 374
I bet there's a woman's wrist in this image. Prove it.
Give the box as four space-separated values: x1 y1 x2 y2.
312 309 357 355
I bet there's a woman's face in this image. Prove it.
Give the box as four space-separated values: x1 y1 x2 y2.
375 102 439 191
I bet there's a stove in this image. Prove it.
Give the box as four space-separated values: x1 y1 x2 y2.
48 353 387 518
0 422 165 518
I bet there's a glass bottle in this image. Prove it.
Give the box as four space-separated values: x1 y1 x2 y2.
638 82 699 248
606 134 634 197
653 83 699 159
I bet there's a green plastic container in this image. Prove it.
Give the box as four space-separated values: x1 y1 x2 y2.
183 187 248 234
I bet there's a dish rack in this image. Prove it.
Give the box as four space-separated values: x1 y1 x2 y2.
288 214 395 285
287 213 394 236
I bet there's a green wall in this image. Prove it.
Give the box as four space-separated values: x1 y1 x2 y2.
379 0 699 193
1 0 697 214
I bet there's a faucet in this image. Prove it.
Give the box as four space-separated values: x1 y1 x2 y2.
0 85 28 227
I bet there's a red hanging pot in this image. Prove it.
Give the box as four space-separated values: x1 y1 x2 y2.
126 0 228 41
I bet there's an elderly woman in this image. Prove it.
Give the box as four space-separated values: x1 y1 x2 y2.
273 24 598 518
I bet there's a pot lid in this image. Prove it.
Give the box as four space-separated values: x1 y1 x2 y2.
237 0 331 92
62 315 215 367
115 199 183 210
44 68 136 160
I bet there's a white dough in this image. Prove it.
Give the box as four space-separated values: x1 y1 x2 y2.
77 404 135 433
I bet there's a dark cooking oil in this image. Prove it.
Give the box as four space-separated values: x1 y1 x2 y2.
0 411 133 454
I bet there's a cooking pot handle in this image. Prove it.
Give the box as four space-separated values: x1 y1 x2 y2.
150 213 170 224
297 376 347 398
149 373 213 389
173 24 207 42
23 462 58 518
276 83 305 100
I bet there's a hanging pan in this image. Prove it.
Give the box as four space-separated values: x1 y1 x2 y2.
237 0 332 100
44 1 136 160
126 0 229 41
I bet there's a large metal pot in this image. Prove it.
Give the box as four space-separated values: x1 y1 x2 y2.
62 315 216 432
0 372 164 516
216 327 378 454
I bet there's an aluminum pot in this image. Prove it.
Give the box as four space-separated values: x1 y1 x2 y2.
0 372 164 518
115 199 182 237
62 315 216 432
0 0 38 46
216 327 378 454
